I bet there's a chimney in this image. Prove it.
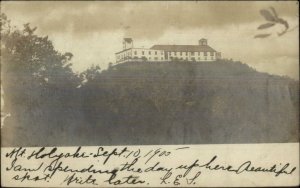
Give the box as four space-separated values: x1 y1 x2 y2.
123 38 133 50
199 38 207 46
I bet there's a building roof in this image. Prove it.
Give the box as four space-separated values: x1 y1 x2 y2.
150 44 217 52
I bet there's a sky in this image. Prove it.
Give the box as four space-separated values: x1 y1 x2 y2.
1 1 299 79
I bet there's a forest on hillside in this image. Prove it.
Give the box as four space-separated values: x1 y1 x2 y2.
1 14 299 146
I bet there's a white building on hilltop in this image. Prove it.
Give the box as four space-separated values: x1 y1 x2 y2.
115 38 221 64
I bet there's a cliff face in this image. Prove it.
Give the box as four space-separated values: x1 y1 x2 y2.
2 60 299 146
75 60 298 145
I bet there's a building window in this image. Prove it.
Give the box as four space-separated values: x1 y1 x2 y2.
155 51 157 55
210 52 214 56
185 52 188 56
149 51 151 55
180 52 182 56
204 52 207 56
198 52 200 56
161 51 164 55
134 51 137 55
191 52 194 56
142 51 144 55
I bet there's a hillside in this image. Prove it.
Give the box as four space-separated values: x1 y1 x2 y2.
2 60 299 146
75 60 299 145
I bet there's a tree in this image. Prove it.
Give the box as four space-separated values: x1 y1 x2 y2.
80 64 101 84
1 14 82 146
1 13 80 109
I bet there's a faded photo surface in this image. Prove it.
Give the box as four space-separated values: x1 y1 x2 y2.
1 1 299 146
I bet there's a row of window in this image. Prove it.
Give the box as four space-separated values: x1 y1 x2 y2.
129 51 215 57
135 51 163 55
168 51 214 56
118 51 215 59
117 51 163 59
170 56 215 60
117 56 215 61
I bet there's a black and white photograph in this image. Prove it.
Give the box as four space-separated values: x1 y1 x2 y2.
0 1 299 187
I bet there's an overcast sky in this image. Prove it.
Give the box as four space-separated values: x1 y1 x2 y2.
2 1 299 79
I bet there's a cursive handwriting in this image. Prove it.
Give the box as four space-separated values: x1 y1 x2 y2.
176 155 296 177
3 146 297 186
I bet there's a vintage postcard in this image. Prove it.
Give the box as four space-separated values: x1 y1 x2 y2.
1 1 299 187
